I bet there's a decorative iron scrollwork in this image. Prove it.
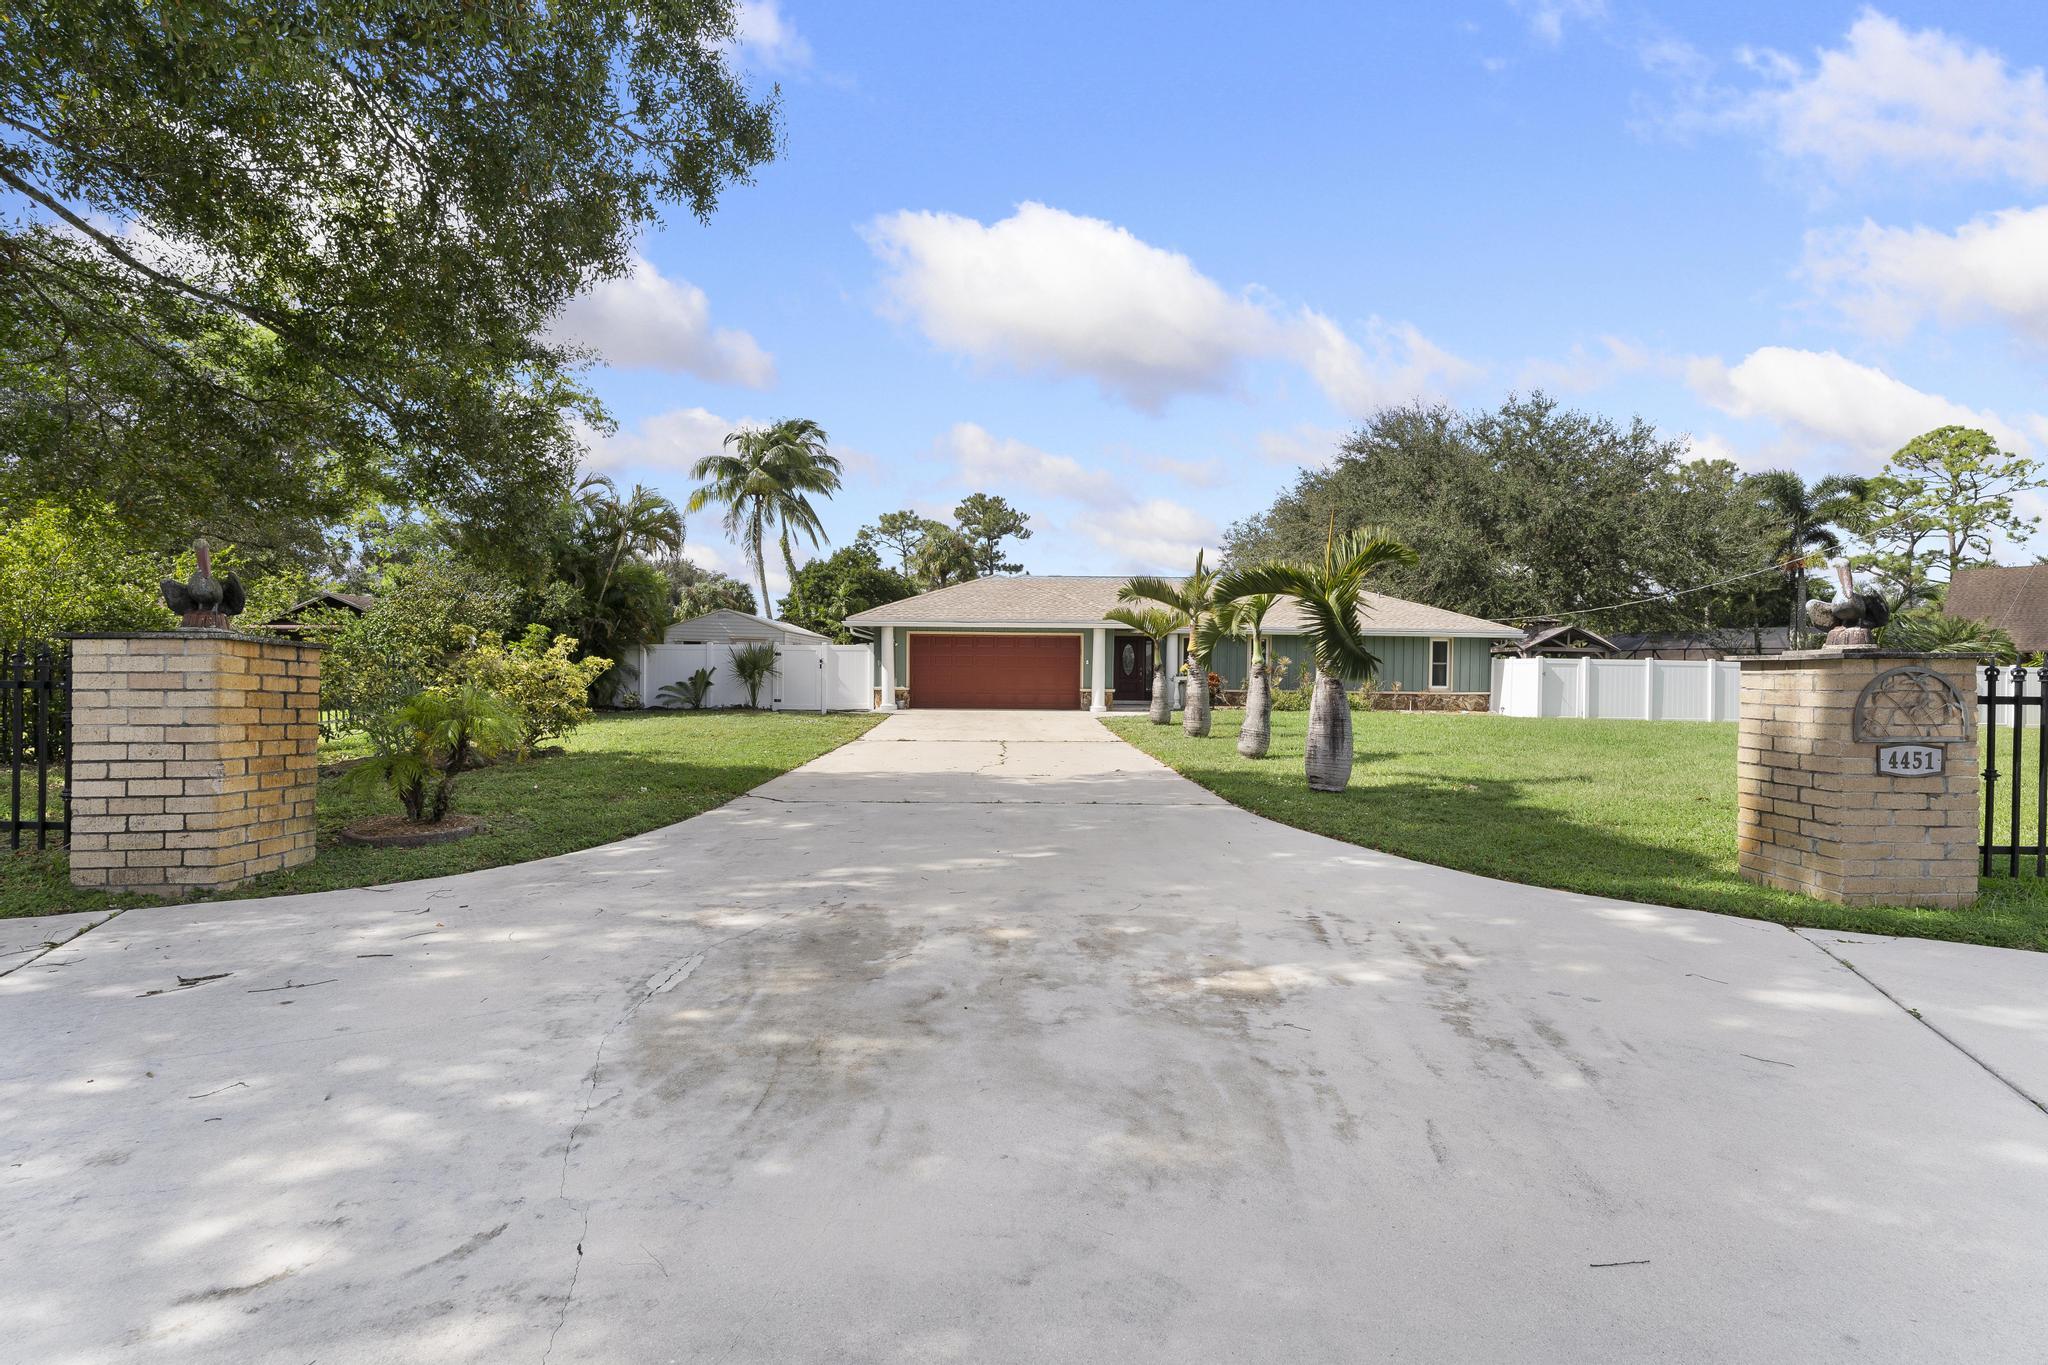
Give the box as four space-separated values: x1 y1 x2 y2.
1121 643 1136 674
1851 666 1973 744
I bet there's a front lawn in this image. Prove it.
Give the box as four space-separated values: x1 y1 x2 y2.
1107 709 2048 952
1 710 881 920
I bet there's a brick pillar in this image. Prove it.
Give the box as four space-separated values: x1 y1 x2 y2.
1736 650 1979 909
67 631 321 895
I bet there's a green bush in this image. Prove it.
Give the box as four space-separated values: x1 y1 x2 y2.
314 550 518 724
450 625 610 755
0 501 175 647
345 685 523 824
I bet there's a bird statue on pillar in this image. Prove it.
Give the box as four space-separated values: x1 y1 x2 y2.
1805 559 1889 648
161 540 246 629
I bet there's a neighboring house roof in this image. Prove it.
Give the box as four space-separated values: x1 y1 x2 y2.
1945 566 2048 652
842 576 1518 637
1608 626 1795 659
259 591 374 634
662 609 827 646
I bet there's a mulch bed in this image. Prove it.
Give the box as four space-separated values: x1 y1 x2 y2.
338 814 482 848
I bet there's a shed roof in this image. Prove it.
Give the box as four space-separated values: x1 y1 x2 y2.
664 609 827 643
1945 566 2048 651
842 575 1518 637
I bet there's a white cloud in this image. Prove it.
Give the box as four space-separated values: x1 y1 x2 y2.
1139 452 1225 487
1072 499 1220 571
1256 423 1348 467
1686 346 2032 463
1723 11 2048 184
1510 0 1605 47
1805 205 2048 344
578 406 749 473
1515 335 1657 393
733 0 811 71
1683 432 1743 466
549 254 775 388
864 202 1469 415
937 421 1122 506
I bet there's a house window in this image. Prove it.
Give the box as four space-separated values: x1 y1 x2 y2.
1428 638 1452 691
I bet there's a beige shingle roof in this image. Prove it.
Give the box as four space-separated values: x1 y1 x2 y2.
843 576 1517 637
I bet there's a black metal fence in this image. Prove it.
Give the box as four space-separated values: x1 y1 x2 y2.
3 645 70 851
1980 664 2045 877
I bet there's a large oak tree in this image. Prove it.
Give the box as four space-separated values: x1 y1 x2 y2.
1 0 779 567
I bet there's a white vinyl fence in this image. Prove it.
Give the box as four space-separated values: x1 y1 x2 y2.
1981 664 2037 729
1490 656 1740 722
629 642 872 712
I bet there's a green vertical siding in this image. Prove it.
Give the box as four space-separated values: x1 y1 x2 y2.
1210 634 1495 692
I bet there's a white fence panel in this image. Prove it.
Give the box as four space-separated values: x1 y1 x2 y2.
636 641 874 712
1492 657 1739 722
1981 665 2038 729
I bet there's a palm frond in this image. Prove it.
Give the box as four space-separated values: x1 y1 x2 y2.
1119 575 1188 611
1104 605 1185 640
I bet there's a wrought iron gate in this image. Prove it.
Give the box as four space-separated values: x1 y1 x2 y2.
3 645 70 851
1979 664 2045 876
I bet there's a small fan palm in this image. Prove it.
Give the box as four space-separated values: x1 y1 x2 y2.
1104 604 1188 724
1214 528 1418 792
1120 550 1221 737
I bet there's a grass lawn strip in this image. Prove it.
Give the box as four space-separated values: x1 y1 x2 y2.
0 710 881 921
1106 709 2048 952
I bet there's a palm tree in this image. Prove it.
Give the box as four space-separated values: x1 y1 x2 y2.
1201 593 1280 758
1214 527 1417 793
576 474 685 607
687 419 842 619
1103 605 1188 724
1121 550 1221 737
1752 470 1868 645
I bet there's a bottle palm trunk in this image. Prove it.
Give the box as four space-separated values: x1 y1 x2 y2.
1238 663 1271 758
1149 653 1170 723
1182 655 1212 737
1304 673 1354 792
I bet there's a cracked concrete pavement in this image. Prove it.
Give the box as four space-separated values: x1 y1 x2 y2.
2 708 2047 1362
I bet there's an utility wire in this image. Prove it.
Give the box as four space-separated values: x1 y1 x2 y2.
1547 556 1811 621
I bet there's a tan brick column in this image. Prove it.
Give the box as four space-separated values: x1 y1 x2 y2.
1736 650 1979 909
67 631 321 895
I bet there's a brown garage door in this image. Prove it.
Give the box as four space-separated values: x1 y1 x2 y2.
909 634 1081 709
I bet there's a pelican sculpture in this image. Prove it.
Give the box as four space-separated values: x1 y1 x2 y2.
161 540 245 629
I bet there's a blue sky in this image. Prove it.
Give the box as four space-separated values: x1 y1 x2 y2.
556 2 2048 598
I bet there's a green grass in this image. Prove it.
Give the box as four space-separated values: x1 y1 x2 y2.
1107 709 2048 952
0 710 881 921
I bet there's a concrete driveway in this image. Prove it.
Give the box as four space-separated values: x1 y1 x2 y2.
3 709 2047 1363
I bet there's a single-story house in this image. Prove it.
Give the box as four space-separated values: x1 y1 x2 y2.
660 609 827 650
258 590 373 636
843 576 1519 712
1944 566 2048 653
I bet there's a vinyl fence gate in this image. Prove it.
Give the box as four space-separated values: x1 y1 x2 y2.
1980 664 2047 877
3 645 71 851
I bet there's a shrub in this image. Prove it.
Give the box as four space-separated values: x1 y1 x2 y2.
449 625 609 756
658 667 716 710
346 686 523 824
1271 684 1312 712
728 642 778 708
314 550 518 724
0 501 176 647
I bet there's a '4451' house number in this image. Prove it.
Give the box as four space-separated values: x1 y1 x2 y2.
1876 744 1944 777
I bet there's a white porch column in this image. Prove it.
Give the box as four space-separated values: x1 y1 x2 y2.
878 626 898 710
1166 632 1183 709
1090 626 1109 713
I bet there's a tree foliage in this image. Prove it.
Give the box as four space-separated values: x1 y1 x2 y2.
953 493 1032 576
778 543 915 642
661 557 756 618
1 0 779 563
1222 395 1776 633
1847 426 2043 606
0 500 174 646
689 419 842 615
312 548 519 721
1750 470 1867 642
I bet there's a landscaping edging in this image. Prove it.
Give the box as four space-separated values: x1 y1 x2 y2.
339 814 482 848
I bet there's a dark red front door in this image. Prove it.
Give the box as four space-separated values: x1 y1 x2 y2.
1112 634 1152 702
908 634 1081 709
